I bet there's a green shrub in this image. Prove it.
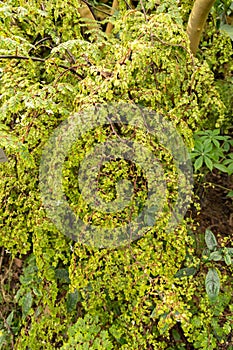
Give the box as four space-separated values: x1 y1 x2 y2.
0 1 232 349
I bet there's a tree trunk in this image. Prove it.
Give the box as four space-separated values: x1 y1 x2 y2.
187 0 216 55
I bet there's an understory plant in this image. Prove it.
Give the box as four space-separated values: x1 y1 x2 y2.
0 1 232 349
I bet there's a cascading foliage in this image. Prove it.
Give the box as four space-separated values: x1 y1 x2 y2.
0 1 232 349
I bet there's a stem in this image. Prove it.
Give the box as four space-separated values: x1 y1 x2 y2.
187 0 216 55
0 55 84 79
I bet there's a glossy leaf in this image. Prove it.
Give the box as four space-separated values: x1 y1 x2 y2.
209 251 223 261
224 253 232 266
205 268 220 300
205 229 218 250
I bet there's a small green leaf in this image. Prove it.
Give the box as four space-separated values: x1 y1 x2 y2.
205 229 218 250
172 329 181 341
205 268 220 300
226 191 233 198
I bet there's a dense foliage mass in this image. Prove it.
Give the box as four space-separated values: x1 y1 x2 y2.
0 0 232 349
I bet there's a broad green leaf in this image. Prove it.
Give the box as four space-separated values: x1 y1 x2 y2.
227 248 233 255
6 311 14 326
21 291 33 318
66 289 81 313
174 267 197 278
212 139 220 148
194 140 204 152
194 156 203 171
222 142 230 152
209 251 223 261
144 213 155 226
227 191 233 198
214 163 229 173
212 129 220 135
220 24 233 40
205 229 218 250
55 268 70 283
215 136 229 141
209 152 220 162
205 268 220 300
0 149 8 162
190 151 201 158
203 138 212 147
224 253 232 266
172 329 181 341
226 162 233 175
223 158 233 165
203 142 213 153
204 156 213 171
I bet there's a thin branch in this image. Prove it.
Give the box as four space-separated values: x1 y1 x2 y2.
81 0 111 16
28 36 51 54
0 309 15 348
65 49 76 64
0 247 4 273
80 0 97 22
139 0 147 20
0 54 45 62
150 34 195 66
0 55 84 79
122 0 132 10
33 36 51 47
106 0 119 35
